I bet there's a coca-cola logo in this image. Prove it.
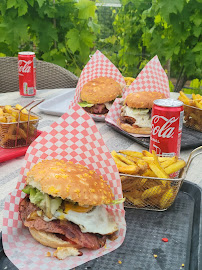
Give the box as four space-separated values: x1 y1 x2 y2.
151 115 179 138
18 60 32 73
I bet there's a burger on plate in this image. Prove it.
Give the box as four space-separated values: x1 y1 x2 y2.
78 77 122 115
19 159 118 252
118 91 166 134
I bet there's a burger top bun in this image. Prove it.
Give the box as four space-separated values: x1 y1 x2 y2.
124 91 166 109
26 159 114 206
80 77 122 104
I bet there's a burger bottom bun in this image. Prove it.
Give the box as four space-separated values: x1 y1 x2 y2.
29 228 80 249
117 119 151 135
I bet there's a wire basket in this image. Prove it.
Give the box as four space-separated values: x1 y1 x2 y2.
121 146 202 211
0 100 44 148
183 104 202 132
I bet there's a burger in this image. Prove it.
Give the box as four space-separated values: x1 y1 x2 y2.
19 159 118 251
118 91 166 134
78 77 122 115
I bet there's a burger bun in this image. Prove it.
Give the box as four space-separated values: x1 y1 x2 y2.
80 77 122 104
124 91 166 109
117 118 151 135
29 228 81 249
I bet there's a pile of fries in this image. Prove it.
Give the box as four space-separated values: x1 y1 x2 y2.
178 91 202 132
111 149 186 210
124 77 135 86
0 104 39 148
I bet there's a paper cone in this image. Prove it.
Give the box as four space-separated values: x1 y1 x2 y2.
71 50 126 121
105 55 170 137
2 104 126 270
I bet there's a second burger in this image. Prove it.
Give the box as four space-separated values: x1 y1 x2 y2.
78 77 122 115
118 91 166 134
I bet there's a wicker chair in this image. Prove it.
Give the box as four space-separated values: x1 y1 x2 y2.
0 57 78 93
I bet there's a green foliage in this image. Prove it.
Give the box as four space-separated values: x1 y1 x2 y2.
190 78 202 88
0 0 99 75
0 0 201 86
92 0 201 84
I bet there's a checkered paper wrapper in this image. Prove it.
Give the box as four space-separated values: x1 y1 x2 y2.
2 103 126 270
71 50 126 122
105 55 171 137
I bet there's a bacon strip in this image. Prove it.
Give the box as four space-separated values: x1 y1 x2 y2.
19 197 106 250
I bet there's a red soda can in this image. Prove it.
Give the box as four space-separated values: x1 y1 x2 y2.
18 52 36 97
149 99 184 157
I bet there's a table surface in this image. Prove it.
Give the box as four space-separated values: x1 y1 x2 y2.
0 89 202 231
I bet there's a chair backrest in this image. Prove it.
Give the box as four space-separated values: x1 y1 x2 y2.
0 57 79 93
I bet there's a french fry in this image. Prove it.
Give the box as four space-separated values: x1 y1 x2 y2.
119 150 143 158
124 189 143 198
111 151 127 167
117 164 139 175
164 160 186 175
125 156 140 163
20 113 38 121
148 151 169 181
0 116 7 123
136 159 148 173
159 188 174 209
1 133 21 144
124 77 135 86
141 186 162 200
142 156 170 162
114 153 135 165
125 195 145 207
15 104 28 114
161 156 177 168
195 100 202 109
179 91 191 105
4 105 12 114
139 178 148 186
149 162 169 179
142 169 156 177
18 127 28 140
142 150 153 157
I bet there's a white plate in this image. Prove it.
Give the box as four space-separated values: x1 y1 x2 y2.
38 89 75 116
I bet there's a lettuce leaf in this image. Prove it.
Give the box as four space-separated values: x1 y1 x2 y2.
22 185 62 217
110 198 125 205
78 101 94 107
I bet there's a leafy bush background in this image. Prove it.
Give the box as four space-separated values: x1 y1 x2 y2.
0 0 201 91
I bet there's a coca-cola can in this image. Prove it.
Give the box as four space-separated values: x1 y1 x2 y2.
149 99 184 157
18 52 36 97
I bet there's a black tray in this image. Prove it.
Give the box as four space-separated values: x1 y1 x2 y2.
0 181 201 270
106 122 202 150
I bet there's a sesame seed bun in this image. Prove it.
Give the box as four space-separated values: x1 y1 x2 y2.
124 91 166 109
26 159 114 206
29 228 80 249
80 77 122 104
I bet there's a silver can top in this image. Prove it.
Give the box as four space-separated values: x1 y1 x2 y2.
154 98 183 107
18 52 35 55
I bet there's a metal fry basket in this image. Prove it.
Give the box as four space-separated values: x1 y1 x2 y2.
122 146 202 211
183 103 202 132
0 99 44 148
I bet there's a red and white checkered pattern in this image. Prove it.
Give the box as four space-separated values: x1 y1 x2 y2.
2 103 126 270
105 55 170 137
71 50 126 122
